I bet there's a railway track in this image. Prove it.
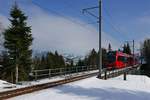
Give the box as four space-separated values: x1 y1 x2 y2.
0 72 98 100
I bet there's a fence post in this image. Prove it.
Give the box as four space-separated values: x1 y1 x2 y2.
76 66 78 73
65 67 66 76
124 71 126 81
49 69 51 78
104 69 107 80
86 66 88 72
60 68 62 76
35 70 37 81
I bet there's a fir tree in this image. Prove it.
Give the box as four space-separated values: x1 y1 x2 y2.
126 43 131 54
142 39 150 65
88 48 97 66
3 3 33 83
77 59 85 66
108 43 112 52
123 43 131 54
123 44 127 53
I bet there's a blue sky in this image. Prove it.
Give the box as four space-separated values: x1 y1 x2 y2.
0 0 150 55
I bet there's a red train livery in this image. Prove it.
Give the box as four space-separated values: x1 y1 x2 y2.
106 51 137 70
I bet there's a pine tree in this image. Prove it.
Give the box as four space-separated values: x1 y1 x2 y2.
142 39 150 65
108 43 112 52
47 52 55 69
126 43 131 54
123 43 131 54
3 3 33 83
77 59 84 66
88 48 97 66
123 44 127 53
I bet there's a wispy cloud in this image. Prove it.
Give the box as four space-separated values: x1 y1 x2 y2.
27 5 120 55
0 14 9 28
0 2 120 56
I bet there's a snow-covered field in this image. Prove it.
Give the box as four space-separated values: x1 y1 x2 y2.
9 75 150 100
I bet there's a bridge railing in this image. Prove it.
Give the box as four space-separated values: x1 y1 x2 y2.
31 65 98 80
102 64 141 80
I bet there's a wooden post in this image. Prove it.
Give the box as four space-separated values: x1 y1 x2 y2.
35 71 37 81
60 68 62 76
104 69 107 80
124 72 126 80
49 69 51 78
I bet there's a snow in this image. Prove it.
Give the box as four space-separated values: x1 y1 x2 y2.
10 75 150 100
0 80 16 91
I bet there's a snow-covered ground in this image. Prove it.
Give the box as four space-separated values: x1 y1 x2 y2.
0 80 16 91
9 75 150 100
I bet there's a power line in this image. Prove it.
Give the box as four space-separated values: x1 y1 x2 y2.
31 1 98 32
83 9 99 19
60 0 99 25
103 7 127 35
103 17 122 35
61 1 99 25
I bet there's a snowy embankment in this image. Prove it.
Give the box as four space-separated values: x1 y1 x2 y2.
10 75 150 100
0 80 16 91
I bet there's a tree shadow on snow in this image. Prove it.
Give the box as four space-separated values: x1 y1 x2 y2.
55 85 150 100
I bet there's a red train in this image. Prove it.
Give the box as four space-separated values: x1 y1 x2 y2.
106 51 138 70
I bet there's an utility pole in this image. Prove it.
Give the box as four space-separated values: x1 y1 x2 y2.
98 0 102 78
133 40 135 65
82 0 102 78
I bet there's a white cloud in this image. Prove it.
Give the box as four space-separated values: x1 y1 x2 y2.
138 15 150 24
0 14 9 28
0 14 9 51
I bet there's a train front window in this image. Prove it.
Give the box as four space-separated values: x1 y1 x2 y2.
118 56 127 62
107 52 116 63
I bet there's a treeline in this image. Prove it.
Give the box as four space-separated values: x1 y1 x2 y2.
32 48 108 70
77 48 107 68
33 51 65 70
141 39 150 70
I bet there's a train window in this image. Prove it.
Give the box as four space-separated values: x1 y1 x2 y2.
107 53 116 63
118 56 127 62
